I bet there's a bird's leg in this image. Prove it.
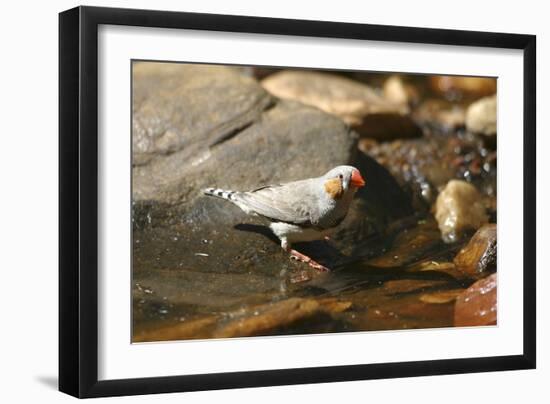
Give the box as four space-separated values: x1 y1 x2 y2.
281 239 330 272
289 249 331 272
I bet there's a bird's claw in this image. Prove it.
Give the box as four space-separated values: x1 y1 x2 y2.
289 249 331 273
308 261 331 272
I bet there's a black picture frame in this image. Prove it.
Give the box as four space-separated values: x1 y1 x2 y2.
59 5 536 398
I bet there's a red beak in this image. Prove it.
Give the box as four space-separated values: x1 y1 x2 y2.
350 169 366 188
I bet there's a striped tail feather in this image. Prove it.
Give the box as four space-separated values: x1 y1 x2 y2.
204 187 258 216
203 187 238 201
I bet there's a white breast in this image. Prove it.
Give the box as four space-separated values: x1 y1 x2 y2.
269 222 334 245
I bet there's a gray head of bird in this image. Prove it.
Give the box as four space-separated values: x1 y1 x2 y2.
322 165 366 200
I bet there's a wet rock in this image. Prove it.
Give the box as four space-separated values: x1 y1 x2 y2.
133 316 219 342
380 300 454 325
453 224 497 277
429 76 496 101
132 267 285 312
261 70 422 140
411 261 467 280
132 62 273 166
454 273 497 326
213 297 352 338
367 218 443 268
419 289 463 304
383 279 449 295
465 95 497 136
133 296 352 341
434 180 489 243
317 298 353 313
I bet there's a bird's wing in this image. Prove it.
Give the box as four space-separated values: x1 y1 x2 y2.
236 180 320 225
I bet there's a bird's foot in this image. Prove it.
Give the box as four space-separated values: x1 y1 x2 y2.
289 249 331 272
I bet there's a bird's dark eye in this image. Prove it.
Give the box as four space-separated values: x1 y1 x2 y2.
338 174 343 180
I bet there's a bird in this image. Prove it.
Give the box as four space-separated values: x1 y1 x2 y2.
203 165 365 272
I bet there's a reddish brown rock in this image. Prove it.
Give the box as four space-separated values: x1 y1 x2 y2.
454 274 497 327
454 224 497 277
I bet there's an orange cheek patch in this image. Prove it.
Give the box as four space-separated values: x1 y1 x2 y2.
324 178 344 199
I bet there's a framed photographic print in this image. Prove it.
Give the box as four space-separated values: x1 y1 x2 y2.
59 6 536 398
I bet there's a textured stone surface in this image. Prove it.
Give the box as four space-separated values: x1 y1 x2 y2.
132 62 273 166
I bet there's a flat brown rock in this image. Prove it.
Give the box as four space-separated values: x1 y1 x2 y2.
133 316 219 342
262 70 421 140
213 297 352 338
383 279 448 295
